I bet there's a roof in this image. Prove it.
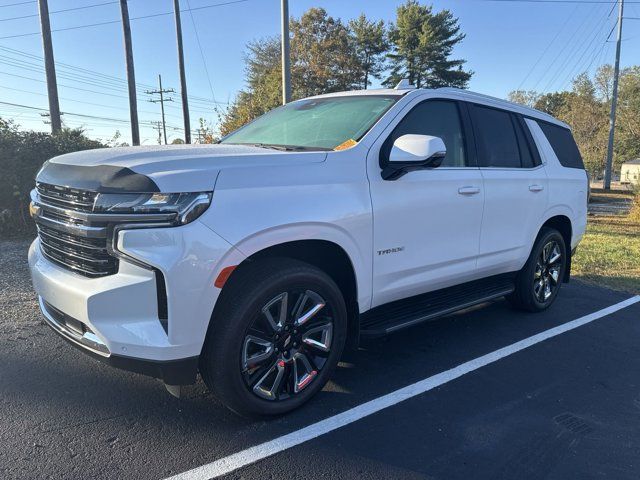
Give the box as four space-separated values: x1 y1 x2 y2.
622 159 640 165
306 86 567 128
434 87 565 127
306 88 408 99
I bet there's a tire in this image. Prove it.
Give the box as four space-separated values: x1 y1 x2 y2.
200 257 347 417
508 227 567 312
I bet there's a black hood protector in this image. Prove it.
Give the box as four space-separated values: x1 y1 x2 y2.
37 161 160 193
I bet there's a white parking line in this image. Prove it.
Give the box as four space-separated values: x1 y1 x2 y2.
167 295 640 480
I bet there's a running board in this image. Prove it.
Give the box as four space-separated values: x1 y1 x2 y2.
360 274 516 337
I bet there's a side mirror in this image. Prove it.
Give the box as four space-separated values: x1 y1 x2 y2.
381 134 447 180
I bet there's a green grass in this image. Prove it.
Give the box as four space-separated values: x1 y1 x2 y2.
572 215 640 294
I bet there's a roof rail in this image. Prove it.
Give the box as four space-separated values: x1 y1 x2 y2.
435 87 561 124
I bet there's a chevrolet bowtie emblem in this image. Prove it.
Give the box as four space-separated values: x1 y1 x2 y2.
29 202 41 218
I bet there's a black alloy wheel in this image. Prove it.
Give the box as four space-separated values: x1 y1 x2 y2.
241 289 334 401
200 258 347 416
508 227 567 312
533 239 563 303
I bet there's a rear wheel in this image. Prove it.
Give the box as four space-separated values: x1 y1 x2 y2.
200 258 347 417
508 227 566 312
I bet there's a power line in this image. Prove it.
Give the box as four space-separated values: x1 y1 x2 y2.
539 4 608 92
582 36 609 75
185 0 218 105
0 43 208 102
0 45 228 106
556 10 616 90
528 3 600 91
0 56 224 118
0 1 118 22
0 99 180 127
0 1 35 8
0 0 250 40
516 2 580 90
0 81 183 118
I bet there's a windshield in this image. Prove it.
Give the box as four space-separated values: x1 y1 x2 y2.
220 95 399 151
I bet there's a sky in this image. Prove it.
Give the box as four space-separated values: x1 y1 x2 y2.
0 0 639 145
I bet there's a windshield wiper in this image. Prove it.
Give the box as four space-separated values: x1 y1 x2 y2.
250 143 295 151
226 142 331 152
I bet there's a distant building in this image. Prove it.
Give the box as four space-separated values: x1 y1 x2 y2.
621 159 640 185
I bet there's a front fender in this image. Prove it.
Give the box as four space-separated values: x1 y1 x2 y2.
229 222 372 311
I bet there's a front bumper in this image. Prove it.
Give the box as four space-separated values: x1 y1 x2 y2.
29 220 245 384
39 297 199 385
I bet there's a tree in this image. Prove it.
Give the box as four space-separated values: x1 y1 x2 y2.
196 118 218 143
603 65 640 166
508 90 569 117
219 38 282 136
290 8 360 97
557 74 609 177
349 14 388 89
534 92 570 117
220 8 363 135
0 120 104 237
219 5 474 135
384 1 472 89
508 90 540 108
507 64 640 178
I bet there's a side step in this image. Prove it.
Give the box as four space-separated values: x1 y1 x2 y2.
360 274 516 337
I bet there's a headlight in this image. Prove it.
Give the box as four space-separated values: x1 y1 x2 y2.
93 192 212 225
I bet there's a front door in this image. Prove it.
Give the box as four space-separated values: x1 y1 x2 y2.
368 98 485 308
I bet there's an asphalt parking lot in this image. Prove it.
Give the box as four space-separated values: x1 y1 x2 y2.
2 238 640 480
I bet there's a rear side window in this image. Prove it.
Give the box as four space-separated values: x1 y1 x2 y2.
537 121 584 169
513 117 536 168
470 105 522 168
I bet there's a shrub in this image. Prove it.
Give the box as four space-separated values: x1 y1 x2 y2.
0 119 105 238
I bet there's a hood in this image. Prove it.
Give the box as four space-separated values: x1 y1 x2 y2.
37 144 327 193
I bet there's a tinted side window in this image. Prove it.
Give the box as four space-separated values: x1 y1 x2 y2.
381 100 467 168
537 121 584 169
513 117 535 168
471 105 521 168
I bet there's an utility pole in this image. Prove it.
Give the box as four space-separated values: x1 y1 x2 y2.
604 0 624 190
151 121 163 145
173 0 191 144
280 0 291 104
119 0 140 146
146 75 174 145
37 0 61 133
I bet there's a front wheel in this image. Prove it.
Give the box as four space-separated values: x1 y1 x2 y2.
200 258 347 417
508 227 567 312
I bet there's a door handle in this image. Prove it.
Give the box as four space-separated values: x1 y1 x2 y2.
458 186 480 195
529 184 544 192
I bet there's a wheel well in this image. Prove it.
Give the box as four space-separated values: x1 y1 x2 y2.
540 215 572 282
242 240 360 348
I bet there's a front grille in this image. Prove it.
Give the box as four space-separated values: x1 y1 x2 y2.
32 185 118 278
37 224 118 277
32 182 177 279
36 182 97 212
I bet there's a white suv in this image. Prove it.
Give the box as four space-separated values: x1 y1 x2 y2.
28 87 588 416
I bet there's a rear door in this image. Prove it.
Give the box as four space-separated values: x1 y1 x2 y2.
467 103 549 276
